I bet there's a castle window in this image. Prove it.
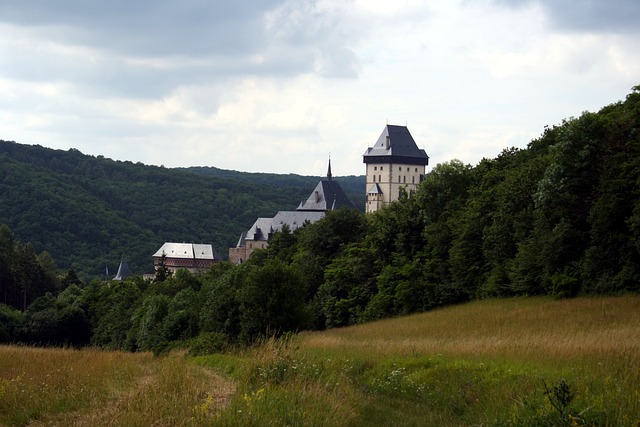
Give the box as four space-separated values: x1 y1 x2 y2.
379 175 381 182
407 167 410 172
373 175 376 182
412 176 415 184
374 166 377 171
380 166 383 171
399 167 402 171
415 168 418 172
403 176 406 183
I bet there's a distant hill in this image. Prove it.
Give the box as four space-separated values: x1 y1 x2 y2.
0 141 365 278
182 166 366 208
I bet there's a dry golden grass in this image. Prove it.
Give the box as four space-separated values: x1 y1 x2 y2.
292 296 640 425
300 295 640 365
0 346 235 426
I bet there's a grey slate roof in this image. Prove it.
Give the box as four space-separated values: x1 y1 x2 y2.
367 183 383 194
363 125 429 165
153 242 217 260
238 159 355 246
296 179 356 211
245 211 325 242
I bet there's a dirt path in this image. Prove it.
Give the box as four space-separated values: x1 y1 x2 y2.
28 359 236 426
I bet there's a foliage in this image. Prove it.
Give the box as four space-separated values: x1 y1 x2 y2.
1 85 640 353
0 143 364 279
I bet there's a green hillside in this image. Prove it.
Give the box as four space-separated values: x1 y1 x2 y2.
0 141 365 278
183 165 366 206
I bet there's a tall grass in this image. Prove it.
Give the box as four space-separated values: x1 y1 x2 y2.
200 295 640 426
301 296 640 365
0 346 235 426
2 296 639 426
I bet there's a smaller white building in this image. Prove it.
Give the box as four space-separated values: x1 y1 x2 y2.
153 242 220 274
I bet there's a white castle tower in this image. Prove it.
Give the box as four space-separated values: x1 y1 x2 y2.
363 125 429 213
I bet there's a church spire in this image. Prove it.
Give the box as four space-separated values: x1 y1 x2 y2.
327 156 332 181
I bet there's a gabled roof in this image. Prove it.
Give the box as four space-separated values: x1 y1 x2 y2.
367 183 383 194
296 159 355 211
244 211 325 242
296 179 355 211
363 125 429 165
153 242 217 260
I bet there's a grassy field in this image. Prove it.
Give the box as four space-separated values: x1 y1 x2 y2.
200 296 640 426
0 346 235 426
1 295 639 426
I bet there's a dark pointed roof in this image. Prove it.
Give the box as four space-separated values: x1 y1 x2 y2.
296 179 355 211
113 259 132 281
363 125 429 165
296 159 356 211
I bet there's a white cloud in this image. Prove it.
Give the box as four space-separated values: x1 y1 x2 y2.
0 0 638 176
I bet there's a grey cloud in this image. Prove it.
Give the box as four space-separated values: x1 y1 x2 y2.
0 0 363 99
491 0 640 33
0 0 284 56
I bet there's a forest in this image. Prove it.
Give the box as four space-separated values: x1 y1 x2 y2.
0 141 364 278
0 85 638 353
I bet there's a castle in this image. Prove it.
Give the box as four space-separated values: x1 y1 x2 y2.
363 124 429 213
228 159 355 264
227 124 428 262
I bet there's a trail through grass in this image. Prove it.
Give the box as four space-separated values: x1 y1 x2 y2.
1 296 639 426
200 295 640 426
0 346 235 426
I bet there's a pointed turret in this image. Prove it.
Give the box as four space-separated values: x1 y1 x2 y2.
113 259 132 281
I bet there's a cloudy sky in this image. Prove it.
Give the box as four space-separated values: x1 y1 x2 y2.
1 0 638 176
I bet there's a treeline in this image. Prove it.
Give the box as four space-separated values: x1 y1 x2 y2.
1 86 639 352
0 141 364 278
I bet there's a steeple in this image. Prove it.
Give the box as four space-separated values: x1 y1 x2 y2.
327 156 332 181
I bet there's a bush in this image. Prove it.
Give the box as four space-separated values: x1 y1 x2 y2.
187 332 229 356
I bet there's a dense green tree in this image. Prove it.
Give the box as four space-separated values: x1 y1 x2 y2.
128 294 170 353
0 224 15 307
85 278 145 349
237 260 311 343
318 243 378 327
199 266 244 340
18 285 91 347
0 304 22 343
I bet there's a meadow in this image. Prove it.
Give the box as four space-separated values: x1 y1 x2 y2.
1 295 639 426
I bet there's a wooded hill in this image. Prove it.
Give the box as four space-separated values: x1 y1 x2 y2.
0 86 638 352
0 142 364 278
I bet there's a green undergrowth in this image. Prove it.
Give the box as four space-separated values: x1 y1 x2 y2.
194 335 639 426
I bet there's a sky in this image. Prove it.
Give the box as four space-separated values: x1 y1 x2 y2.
1 0 638 176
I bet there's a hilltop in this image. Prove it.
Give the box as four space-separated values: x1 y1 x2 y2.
0 141 365 278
